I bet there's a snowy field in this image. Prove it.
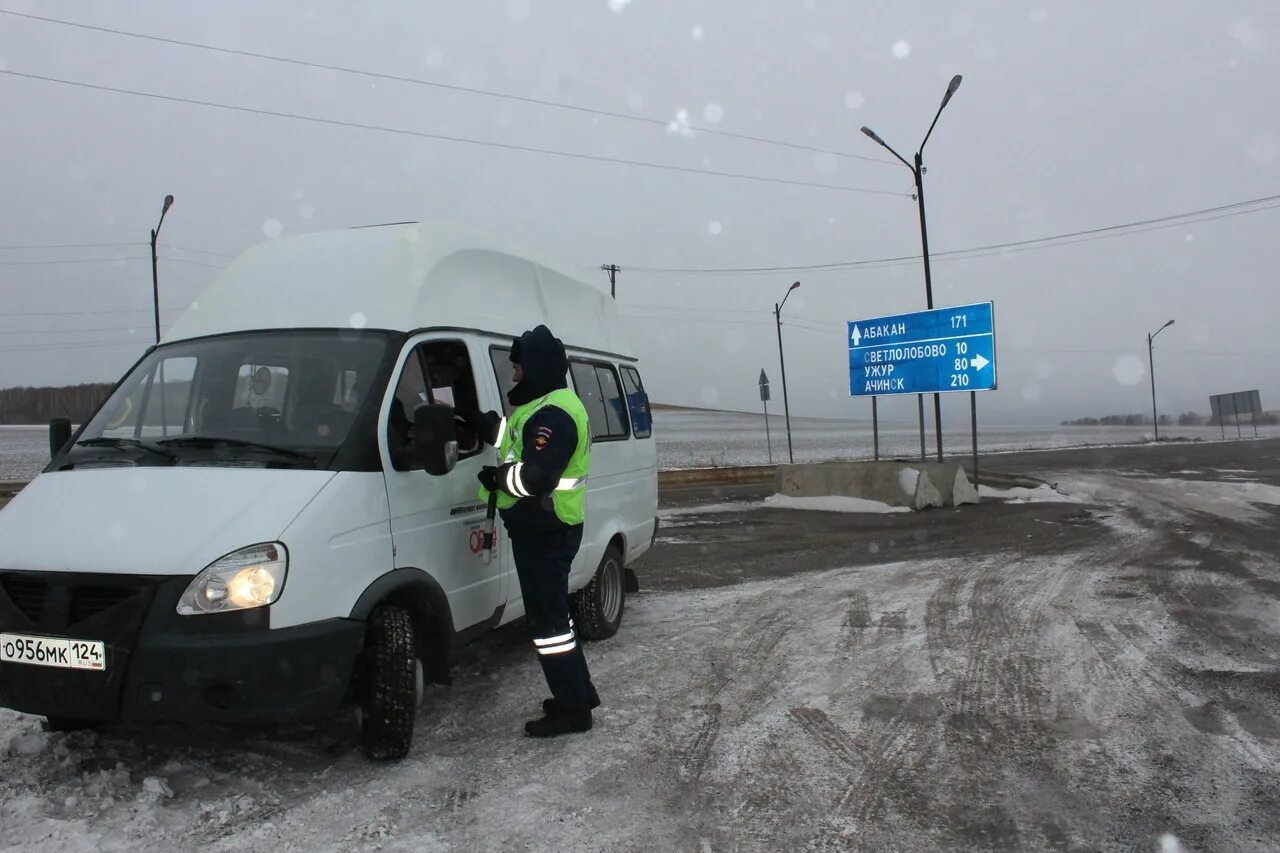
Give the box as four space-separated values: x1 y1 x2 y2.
4 413 1278 480
651 408 1280 470
3 465 1280 850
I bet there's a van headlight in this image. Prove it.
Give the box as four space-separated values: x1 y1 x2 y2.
177 543 288 615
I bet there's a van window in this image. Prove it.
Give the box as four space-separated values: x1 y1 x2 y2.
79 331 390 458
138 356 198 438
570 360 630 441
388 340 483 469
489 347 517 417
620 366 652 439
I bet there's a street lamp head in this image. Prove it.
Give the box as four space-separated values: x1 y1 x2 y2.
941 74 963 108
162 195 174 213
789 281 800 292
860 126 885 146
1164 319 1175 329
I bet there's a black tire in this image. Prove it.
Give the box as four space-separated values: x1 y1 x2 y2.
43 717 101 733
358 604 418 761
571 545 626 641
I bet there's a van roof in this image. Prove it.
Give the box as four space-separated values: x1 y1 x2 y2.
164 221 635 358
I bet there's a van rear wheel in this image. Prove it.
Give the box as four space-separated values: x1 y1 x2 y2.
358 604 418 761
571 545 626 641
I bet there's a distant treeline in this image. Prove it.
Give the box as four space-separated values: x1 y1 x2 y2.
0 383 114 425
1063 411 1278 427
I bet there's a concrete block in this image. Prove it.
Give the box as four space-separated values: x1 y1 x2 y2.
774 459 987 511
952 467 979 505
913 467 945 510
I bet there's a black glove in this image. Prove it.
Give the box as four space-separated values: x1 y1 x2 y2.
458 409 502 446
477 465 499 491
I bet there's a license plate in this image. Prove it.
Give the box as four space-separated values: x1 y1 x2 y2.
0 633 106 671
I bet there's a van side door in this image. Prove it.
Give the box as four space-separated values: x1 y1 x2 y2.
380 335 506 633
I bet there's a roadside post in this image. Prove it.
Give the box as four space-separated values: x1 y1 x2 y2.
849 301 998 493
872 396 879 461
759 369 773 464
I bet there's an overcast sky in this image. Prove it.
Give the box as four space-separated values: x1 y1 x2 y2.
2 1 1277 425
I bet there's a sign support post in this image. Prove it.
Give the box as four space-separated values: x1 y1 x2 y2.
970 390 979 495
872 396 880 461
759 370 773 465
917 396 926 461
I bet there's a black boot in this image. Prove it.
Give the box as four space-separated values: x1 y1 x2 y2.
525 706 592 738
542 681 601 715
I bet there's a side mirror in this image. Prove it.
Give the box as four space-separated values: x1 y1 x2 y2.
49 418 72 459
413 403 459 476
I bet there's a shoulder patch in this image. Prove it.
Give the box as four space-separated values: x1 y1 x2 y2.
534 425 553 449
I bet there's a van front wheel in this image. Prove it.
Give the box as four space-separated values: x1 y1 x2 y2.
571 545 626 641
358 604 418 761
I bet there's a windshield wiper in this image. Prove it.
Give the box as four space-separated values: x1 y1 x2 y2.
157 435 317 463
76 437 177 461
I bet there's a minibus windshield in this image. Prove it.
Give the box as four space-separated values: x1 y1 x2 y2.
76 330 391 464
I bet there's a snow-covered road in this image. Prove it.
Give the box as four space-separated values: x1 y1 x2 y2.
3 470 1280 851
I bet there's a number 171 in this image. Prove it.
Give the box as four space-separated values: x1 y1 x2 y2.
951 315 968 329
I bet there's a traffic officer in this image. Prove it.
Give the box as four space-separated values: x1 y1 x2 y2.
472 324 600 737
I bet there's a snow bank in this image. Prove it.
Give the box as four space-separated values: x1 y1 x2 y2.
979 484 1077 504
762 495 909 514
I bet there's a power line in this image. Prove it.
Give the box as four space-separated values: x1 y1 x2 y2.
620 193 1280 275
161 256 224 270
0 69 904 197
615 302 771 317
0 255 148 266
0 326 150 337
0 253 223 268
0 307 183 318
617 312 774 328
0 9 894 167
164 245 235 258
0 338 148 353
0 240 234 257
0 240 146 251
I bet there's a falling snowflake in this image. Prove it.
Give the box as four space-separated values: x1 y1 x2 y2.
892 40 912 59
667 109 695 138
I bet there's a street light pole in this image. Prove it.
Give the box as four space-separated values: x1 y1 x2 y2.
1147 319 1175 441
775 281 800 464
150 194 174 343
861 74 962 463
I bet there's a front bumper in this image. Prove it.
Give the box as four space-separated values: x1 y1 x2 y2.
0 570 365 724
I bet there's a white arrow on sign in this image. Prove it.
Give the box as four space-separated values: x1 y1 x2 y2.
971 354 990 371
850 325 862 346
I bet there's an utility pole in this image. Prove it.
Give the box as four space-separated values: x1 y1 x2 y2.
601 264 619 299
861 74 963 463
1147 319 1175 441
150 194 174 343
774 281 800 464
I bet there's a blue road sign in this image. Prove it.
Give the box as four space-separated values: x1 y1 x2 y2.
848 302 997 397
